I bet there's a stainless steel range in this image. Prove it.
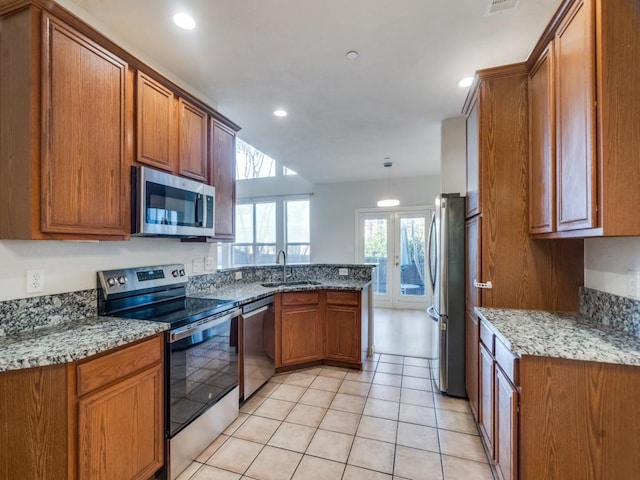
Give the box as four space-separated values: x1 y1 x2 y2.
97 264 240 480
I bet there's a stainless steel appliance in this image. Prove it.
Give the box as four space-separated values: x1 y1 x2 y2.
241 296 275 400
132 166 215 237
427 193 466 397
97 264 239 480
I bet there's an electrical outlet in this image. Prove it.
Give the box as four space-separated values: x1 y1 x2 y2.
338 268 349 276
27 269 45 293
205 256 215 271
628 270 640 299
192 259 204 274
235 271 242 280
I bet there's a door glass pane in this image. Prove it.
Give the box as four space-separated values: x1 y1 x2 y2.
256 203 276 243
364 218 388 294
235 204 253 243
399 217 426 297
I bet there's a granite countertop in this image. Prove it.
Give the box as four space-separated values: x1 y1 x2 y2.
0 278 370 373
0 316 168 373
475 307 640 366
190 279 371 304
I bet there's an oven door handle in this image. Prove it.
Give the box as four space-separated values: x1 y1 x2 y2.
170 309 240 343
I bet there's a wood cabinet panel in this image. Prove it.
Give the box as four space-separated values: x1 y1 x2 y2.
325 304 360 363
41 14 129 236
495 367 518 480
178 98 208 182
280 305 323 366
478 343 494 456
78 365 163 480
465 216 481 309
0 364 69 480
136 71 176 171
210 120 236 240
282 291 320 306
465 96 480 218
465 308 479 421
528 44 555 234
326 291 360 306
555 0 597 232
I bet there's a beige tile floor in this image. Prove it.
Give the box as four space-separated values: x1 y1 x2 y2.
176 354 494 480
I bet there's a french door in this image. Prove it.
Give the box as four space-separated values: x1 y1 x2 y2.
357 208 433 309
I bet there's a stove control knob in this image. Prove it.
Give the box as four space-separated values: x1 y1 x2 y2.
107 276 117 287
172 270 179 277
117 275 127 285
179 269 186 276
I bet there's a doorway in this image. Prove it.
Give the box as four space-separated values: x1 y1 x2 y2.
357 207 433 309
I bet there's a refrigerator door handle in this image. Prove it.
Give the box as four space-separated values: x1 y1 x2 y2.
427 305 439 321
427 211 437 290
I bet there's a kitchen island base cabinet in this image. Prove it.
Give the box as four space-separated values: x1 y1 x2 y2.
0 334 164 480
277 292 324 367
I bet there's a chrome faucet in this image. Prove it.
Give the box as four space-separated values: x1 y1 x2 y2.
276 249 288 283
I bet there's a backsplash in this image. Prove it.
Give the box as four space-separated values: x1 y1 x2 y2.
0 264 374 335
580 287 640 339
0 289 95 336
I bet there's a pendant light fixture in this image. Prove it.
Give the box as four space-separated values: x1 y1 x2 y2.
377 159 400 207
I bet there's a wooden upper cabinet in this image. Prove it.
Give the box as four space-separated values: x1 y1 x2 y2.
136 72 176 172
178 98 208 182
465 95 480 218
554 0 597 232
210 120 236 240
528 44 555 234
41 14 130 237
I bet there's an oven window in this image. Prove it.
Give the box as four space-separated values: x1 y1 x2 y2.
146 181 202 227
168 316 238 436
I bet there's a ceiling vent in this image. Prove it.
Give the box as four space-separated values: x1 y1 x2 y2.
486 0 520 15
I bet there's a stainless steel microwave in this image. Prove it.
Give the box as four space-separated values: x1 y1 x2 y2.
132 166 215 237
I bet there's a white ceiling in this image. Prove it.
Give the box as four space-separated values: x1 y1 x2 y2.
68 0 561 184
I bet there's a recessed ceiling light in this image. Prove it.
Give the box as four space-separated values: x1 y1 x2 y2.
458 76 474 88
346 50 359 60
273 109 288 117
173 13 196 30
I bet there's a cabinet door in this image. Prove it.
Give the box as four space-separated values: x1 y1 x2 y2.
479 343 494 458
136 72 176 171
280 305 323 366
465 308 479 421
465 216 481 308
325 304 360 363
178 98 208 182
77 366 163 480
41 15 129 236
495 367 518 480
529 44 555 234
555 0 597 231
210 120 236 240
466 95 480 218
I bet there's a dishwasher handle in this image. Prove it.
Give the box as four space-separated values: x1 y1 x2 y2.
242 305 270 318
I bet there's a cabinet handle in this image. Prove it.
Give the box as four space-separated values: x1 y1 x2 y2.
473 279 493 289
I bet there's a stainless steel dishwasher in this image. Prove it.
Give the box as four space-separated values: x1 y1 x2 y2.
242 295 275 399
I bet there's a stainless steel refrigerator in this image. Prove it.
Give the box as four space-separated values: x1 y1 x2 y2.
427 193 466 397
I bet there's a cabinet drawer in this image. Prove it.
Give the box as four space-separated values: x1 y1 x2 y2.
282 291 319 306
326 291 359 306
480 320 494 354
77 335 162 396
495 337 518 385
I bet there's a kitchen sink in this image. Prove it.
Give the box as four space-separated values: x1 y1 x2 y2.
260 280 322 288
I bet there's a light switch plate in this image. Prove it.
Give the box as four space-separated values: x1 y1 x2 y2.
338 268 349 276
192 259 204 274
628 270 640 299
235 271 242 280
205 256 215 271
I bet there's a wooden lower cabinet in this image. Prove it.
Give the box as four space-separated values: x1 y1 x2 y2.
325 291 361 365
465 308 479 420
0 334 164 480
495 366 518 480
278 292 324 367
478 342 494 455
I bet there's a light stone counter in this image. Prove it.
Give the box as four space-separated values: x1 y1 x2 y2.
476 307 640 366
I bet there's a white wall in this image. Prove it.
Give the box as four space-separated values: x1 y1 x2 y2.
311 176 440 263
585 237 640 298
440 116 466 195
0 239 216 301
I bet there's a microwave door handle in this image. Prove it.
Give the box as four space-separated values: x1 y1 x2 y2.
195 194 203 226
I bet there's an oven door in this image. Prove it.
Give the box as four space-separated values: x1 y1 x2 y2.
134 166 215 237
167 309 240 437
